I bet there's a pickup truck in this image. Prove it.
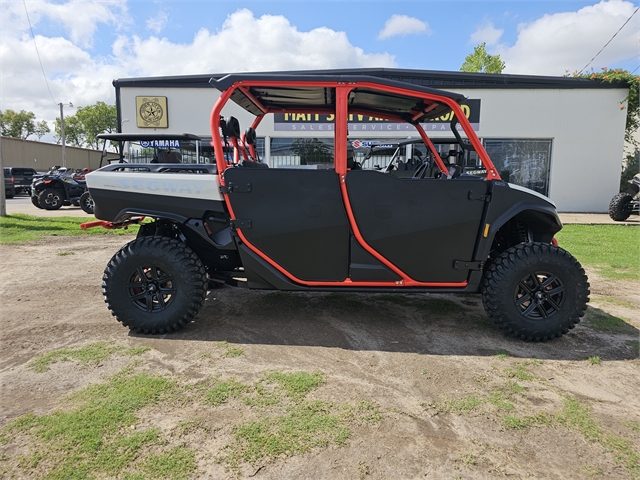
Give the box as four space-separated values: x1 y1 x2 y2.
4 167 38 195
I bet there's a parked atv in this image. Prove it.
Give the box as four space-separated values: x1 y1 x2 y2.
31 167 94 213
608 173 640 221
84 73 589 342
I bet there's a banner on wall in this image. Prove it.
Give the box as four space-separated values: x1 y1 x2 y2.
274 99 481 132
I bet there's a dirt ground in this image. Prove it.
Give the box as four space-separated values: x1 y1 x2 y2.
1 235 639 479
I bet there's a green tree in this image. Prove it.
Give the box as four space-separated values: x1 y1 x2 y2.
290 138 333 165
55 101 117 149
0 109 40 139
34 120 51 140
461 43 506 74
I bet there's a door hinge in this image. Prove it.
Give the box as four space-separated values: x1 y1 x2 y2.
453 260 484 270
468 190 490 202
230 219 252 229
220 182 252 194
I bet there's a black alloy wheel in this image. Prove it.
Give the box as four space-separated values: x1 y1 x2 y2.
127 265 176 313
514 271 564 320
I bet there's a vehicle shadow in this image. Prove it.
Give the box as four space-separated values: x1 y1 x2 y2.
153 289 639 362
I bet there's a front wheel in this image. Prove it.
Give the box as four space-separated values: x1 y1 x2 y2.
481 243 589 341
80 191 94 214
103 237 207 334
38 188 64 210
608 193 633 221
31 194 43 209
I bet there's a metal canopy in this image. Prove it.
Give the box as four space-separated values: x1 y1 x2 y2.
209 74 467 124
97 133 202 141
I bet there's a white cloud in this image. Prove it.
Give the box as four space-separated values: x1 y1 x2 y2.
0 6 396 136
470 21 504 46
146 12 168 35
496 0 639 75
378 14 431 40
115 9 396 76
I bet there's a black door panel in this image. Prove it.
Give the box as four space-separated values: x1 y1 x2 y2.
346 171 487 282
223 168 350 282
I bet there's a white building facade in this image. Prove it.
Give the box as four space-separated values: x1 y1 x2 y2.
113 68 629 213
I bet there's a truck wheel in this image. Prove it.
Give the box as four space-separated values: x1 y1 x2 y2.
102 237 207 334
38 188 64 210
80 191 94 214
608 193 633 221
481 243 589 342
31 194 43 209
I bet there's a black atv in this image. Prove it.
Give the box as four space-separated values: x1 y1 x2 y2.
608 173 640 221
31 166 94 214
84 73 589 342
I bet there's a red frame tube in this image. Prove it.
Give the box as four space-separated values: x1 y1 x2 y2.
207 78 501 288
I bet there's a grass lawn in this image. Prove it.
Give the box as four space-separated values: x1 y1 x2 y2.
556 224 639 281
0 214 138 244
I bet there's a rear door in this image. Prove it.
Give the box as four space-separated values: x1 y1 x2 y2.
223 167 350 282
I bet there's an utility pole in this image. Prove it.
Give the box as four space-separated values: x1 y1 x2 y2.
59 102 73 168
0 135 6 217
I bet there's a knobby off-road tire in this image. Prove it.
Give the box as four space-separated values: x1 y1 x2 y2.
481 242 589 342
38 188 64 210
79 191 94 214
608 193 633 221
31 194 43 209
103 237 207 334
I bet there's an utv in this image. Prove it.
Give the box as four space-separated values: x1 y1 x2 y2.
31 166 93 213
84 73 589 341
608 173 640 221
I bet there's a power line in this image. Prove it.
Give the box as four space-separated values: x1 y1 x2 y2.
578 6 639 74
22 0 57 105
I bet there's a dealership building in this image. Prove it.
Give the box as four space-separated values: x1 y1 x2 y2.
112 68 630 212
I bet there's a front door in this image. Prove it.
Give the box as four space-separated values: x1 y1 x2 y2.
346 171 488 283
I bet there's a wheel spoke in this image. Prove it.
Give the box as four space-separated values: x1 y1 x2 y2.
158 286 177 295
156 293 166 309
126 281 144 289
536 304 549 318
516 293 532 306
540 275 557 288
518 281 533 295
129 291 147 302
522 302 537 317
529 273 541 289
546 297 562 312
546 285 565 296
137 266 149 282
145 294 154 312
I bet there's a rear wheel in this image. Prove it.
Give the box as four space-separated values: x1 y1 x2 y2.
38 188 65 210
103 237 207 334
80 191 94 214
481 242 589 341
608 193 633 221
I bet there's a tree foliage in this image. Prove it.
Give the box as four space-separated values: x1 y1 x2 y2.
55 101 117 150
572 68 640 190
0 109 50 140
460 43 506 74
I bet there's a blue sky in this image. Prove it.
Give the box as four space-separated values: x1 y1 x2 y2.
1 0 638 139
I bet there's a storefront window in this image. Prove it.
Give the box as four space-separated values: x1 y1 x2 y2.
484 139 552 195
